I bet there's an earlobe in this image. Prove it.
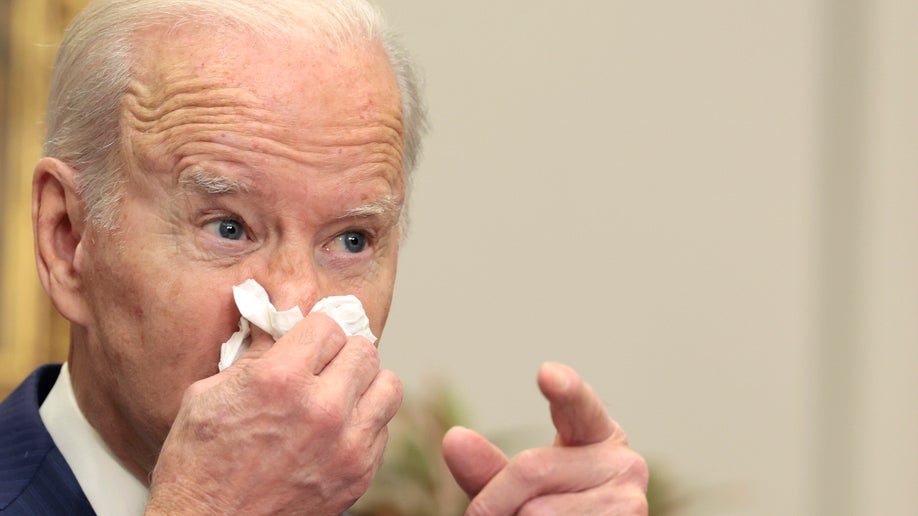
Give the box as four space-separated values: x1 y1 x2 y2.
33 157 91 325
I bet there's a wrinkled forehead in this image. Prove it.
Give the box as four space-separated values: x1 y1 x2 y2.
128 23 402 121
118 23 406 200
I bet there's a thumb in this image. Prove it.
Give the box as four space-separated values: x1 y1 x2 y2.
442 426 508 497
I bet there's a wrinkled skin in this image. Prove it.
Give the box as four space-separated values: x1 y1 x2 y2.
33 24 647 516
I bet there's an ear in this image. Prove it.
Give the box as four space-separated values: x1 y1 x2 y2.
33 157 91 325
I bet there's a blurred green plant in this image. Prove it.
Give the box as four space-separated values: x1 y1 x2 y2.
351 381 469 516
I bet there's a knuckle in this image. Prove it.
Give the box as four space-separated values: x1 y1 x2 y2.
513 448 553 485
246 361 299 394
334 434 378 498
615 489 649 515
352 337 380 367
337 437 366 474
616 449 649 488
181 379 208 401
379 369 404 403
306 394 346 432
307 312 348 342
266 363 300 388
343 471 373 504
225 363 292 405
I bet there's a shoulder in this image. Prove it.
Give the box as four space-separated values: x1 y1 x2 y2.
0 364 94 514
0 364 61 461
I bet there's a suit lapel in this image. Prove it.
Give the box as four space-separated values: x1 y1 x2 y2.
0 364 95 514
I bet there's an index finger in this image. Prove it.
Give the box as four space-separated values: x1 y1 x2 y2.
538 362 620 447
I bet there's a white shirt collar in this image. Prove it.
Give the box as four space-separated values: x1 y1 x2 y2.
39 362 150 515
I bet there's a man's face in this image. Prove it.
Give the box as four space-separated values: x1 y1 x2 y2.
70 29 405 470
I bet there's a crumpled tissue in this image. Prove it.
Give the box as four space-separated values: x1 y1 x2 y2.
218 278 376 371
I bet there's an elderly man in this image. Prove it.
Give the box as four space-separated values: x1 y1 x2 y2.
0 0 647 514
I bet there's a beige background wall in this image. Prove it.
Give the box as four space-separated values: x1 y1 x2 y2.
1 1 914 515
375 0 917 515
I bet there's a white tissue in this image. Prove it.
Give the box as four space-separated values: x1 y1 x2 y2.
218 279 376 371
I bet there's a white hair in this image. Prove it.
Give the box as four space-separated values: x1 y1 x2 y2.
44 0 426 229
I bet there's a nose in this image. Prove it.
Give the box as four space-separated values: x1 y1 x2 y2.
253 247 320 314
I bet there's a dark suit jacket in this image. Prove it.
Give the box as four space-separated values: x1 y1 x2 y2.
0 364 95 514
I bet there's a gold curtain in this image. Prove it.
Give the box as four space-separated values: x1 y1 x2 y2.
0 0 88 397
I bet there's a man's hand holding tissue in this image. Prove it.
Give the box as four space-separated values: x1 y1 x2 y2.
442 362 648 515
145 313 402 516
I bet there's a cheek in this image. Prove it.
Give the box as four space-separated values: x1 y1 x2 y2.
139 276 241 360
86 243 239 372
355 267 398 339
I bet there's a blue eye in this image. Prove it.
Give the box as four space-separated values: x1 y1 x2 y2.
340 231 367 253
217 219 245 240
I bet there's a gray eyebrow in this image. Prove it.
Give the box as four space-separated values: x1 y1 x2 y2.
178 168 249 194
341 194 401 219
178 168 401 220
